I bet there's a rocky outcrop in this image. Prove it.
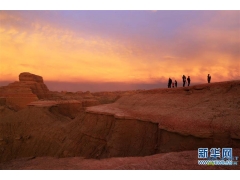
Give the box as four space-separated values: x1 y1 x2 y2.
86 80 240 139
0 80 239 166
0 107 159 162
28 99 98 119
2 149 240 170
0 72 50 110
18 72 49 99
0 84 38 111
28 100 82 119
0 105 239 163
65 112 159 158
19 73 44 83
0 98 6 106
82 100 100 107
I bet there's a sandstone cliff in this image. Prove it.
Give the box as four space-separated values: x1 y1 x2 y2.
18 72 50 99
0 80 239 165
0 72 50 110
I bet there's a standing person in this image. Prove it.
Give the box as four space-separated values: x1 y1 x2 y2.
182 75 186 87
175 80 177 88
172 81 174 88
169 78 172 88
207 74 211 83
168 78 171 88
187 76 191 86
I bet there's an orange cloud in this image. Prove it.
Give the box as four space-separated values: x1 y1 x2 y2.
0 11 239 87
0 14 136 83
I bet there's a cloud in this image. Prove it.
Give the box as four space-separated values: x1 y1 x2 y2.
19 63 37 68
0 12 139 83
0 10 239 88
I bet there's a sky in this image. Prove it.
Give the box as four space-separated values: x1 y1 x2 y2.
0 10 239 92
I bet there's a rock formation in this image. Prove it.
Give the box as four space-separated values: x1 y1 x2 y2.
18 72 50 99
0 80 239 169
0 72 50 110
0 83 38 111
86 80 240 141
27 99 99 119
28 100 82 119
1 149 240 170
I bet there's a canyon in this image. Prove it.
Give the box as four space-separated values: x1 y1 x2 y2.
0 73 239 169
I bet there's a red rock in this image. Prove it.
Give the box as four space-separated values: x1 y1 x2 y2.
86 80 240 141
0 80 239 168
19 72 44 83
28 100 58 107
0 72 51 110
82 99 100 107
28 100 82 119
18 72 50 99
55 100 82 119
0 97 6 106
0 85 38 111
1 149 240 170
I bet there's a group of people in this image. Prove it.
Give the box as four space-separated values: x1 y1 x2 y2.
167 74 211 88
168 78 177 88
182 75 191 87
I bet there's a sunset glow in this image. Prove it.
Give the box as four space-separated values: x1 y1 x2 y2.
0 11 239 91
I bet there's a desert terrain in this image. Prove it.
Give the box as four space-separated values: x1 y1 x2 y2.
0 72 240 170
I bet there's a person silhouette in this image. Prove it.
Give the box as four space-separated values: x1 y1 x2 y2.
187 76 191 86
182 75 186 87
168 78 172 88
175 80 177 88
207 74 211 83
